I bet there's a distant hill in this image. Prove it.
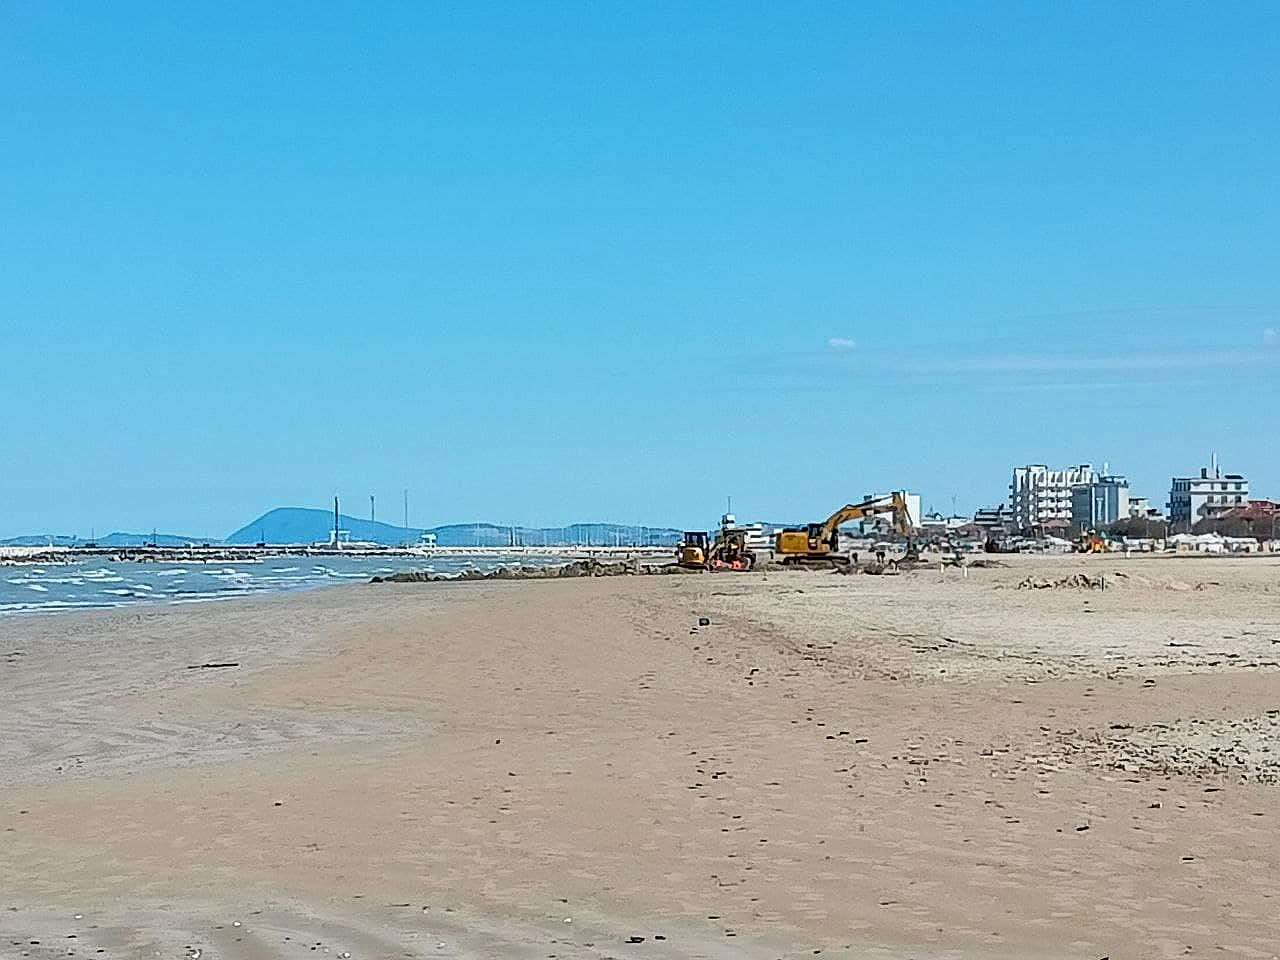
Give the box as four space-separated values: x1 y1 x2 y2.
0 532 202 547
0 534 82 548
98 532 206 547
3 509 684 550
224 508 422 546
224 507 682 547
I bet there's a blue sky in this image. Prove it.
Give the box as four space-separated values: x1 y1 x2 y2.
2 2 1278 537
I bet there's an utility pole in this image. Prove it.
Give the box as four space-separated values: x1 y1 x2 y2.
370 495 375 536
334 495 340 548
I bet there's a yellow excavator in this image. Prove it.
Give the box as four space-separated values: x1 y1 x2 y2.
775 492 913 566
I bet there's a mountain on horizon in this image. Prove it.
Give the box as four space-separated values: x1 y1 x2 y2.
224 507 682 547
4 508 685 549
0 532 203 547
98 531 206 547
224 507 421 546
1 534 84 548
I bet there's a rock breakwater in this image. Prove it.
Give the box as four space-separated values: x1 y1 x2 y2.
372 557 699 583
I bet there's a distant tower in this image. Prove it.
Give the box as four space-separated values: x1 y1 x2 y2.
370 495 375 534
334 495 340 547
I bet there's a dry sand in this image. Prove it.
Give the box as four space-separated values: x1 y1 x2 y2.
2 554 1279 959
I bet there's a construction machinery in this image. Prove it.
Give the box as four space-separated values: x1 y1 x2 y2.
677 531 711 569
1077 532 1106 553
708 528 756 570
776 492 914 566
677 528 757 570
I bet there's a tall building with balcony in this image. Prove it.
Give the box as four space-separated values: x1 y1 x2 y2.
1010 464 1098 533
1169 461 1248 530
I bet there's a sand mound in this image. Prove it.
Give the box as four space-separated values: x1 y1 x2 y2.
1017 573 1105 590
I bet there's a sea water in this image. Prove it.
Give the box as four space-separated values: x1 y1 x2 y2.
0 553 564 616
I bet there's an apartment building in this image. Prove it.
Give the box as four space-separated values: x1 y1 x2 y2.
1169 461 1248 530
1010 464 1098 533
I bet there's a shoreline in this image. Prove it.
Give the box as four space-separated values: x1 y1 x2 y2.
1 543 677 565
0 549 679 621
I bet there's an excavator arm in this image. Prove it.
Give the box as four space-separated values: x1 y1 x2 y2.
819 492 910 542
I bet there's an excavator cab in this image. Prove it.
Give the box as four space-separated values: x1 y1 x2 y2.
677 531 710 569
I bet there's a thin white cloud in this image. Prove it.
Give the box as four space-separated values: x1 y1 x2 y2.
893 348 1279 375
827 337 856 351
1264 327 1278 344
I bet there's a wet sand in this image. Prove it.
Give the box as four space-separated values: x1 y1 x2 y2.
2 555 1279 959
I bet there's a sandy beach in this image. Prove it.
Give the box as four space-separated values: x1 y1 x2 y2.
2 555 1279 959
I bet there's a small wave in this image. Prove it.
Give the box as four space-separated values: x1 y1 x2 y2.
0 599 119 612
272 566 300 573
153 568 187 577
83 572 125 583
25 583 49 592
169 594 238 605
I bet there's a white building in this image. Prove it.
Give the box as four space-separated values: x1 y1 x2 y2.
1010 464 1098 533
719 514 770 552
919 512 971 535
1126 497 1165 521
1169 461 1248 530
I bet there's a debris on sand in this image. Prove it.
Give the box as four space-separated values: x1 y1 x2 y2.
1017 574 1105 590
858 562 899 576
1019 713 1280 785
